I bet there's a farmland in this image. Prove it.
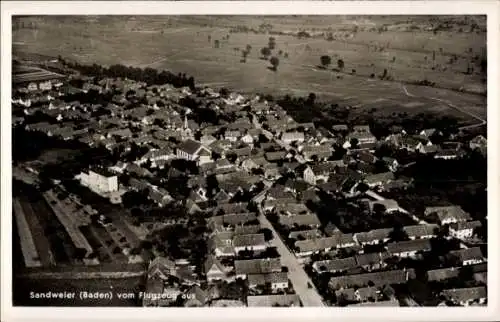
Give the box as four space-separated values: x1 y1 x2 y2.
12 15 487 123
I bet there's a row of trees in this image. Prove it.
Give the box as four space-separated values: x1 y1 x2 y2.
60 58 196 89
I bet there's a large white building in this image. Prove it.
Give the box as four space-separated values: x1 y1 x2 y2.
78 169 118 194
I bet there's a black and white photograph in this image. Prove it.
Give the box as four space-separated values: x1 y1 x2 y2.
1 1 499 322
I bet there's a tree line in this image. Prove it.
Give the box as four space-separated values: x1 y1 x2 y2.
59 57 196 89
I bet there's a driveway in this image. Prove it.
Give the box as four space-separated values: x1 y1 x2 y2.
257 206 325 307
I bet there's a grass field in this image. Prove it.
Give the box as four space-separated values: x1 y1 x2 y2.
13 15 486 123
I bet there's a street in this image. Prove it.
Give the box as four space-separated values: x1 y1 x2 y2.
257 205 325 307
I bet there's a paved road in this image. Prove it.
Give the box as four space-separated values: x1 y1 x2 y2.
257 205 325 307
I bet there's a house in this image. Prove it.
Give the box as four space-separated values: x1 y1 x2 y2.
417 144 439 154
200 134 217 146
473 272 487 285
337 286 389 304
246 294 301 307
403 224 439 240
234 258 281 279
364 172 394 188
148 187 174 207
387 239 432 258
176 139 212 165
331 124 349 133
283 178 310 195
348 299 400 307
233 146 253 159
215 158 235 171
183 285 209 307
301 145 332 161
107 128 133 139
424 206 472 225
242 156 268 171
142 278 181 307
289 229 322 240
208 232 235 258
264 163 281 180
329 269 415 290
281 132 305 145
357 151 378 164
368 199 400 214
448 247 485 266
355 252 391 271
400 136 422 152
441 287 487 306
345 125 377 147
210 299 245 307
426 267 460 282
279 214 321 229
434 149 461 160
225 130 242 142
469 135 487 150
241 133 255 146
234 225 261 235
204 255 231 282
420 128 438 138
138 148 173 165
274 202 310 216
147 257 177 280
265 151 287 162
382 157 399 172
294 233 356 257
353 228 392 246
233 234 267 254
213 189 231 203
77 168 118 194
449 221 482 239
247 272 289 291
312 257 357 274
303 162 340 185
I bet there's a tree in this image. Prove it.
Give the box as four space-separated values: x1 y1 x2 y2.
320 55 332 68
389 223 409 242
337 59 345 70
259 228 274 242
372 203 387 215
241 50 249 63
381 68 388 79
268 37 276 50
307 92 317 106
246 44 252 52
208 35 211 43
269 56 280 71
214 39 220 48
261 47 271 59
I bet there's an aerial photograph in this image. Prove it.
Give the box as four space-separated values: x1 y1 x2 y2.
11 15 487 307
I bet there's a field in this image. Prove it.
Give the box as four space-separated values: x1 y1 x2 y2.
12 15 487 123
12 181 140 270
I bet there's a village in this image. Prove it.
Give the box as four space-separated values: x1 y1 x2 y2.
12 57 487 308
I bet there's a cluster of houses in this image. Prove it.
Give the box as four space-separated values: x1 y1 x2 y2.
12 70 487 307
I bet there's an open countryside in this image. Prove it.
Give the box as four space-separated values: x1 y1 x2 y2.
13 16 486 125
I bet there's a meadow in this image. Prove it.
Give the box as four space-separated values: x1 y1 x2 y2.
12 15 487 122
